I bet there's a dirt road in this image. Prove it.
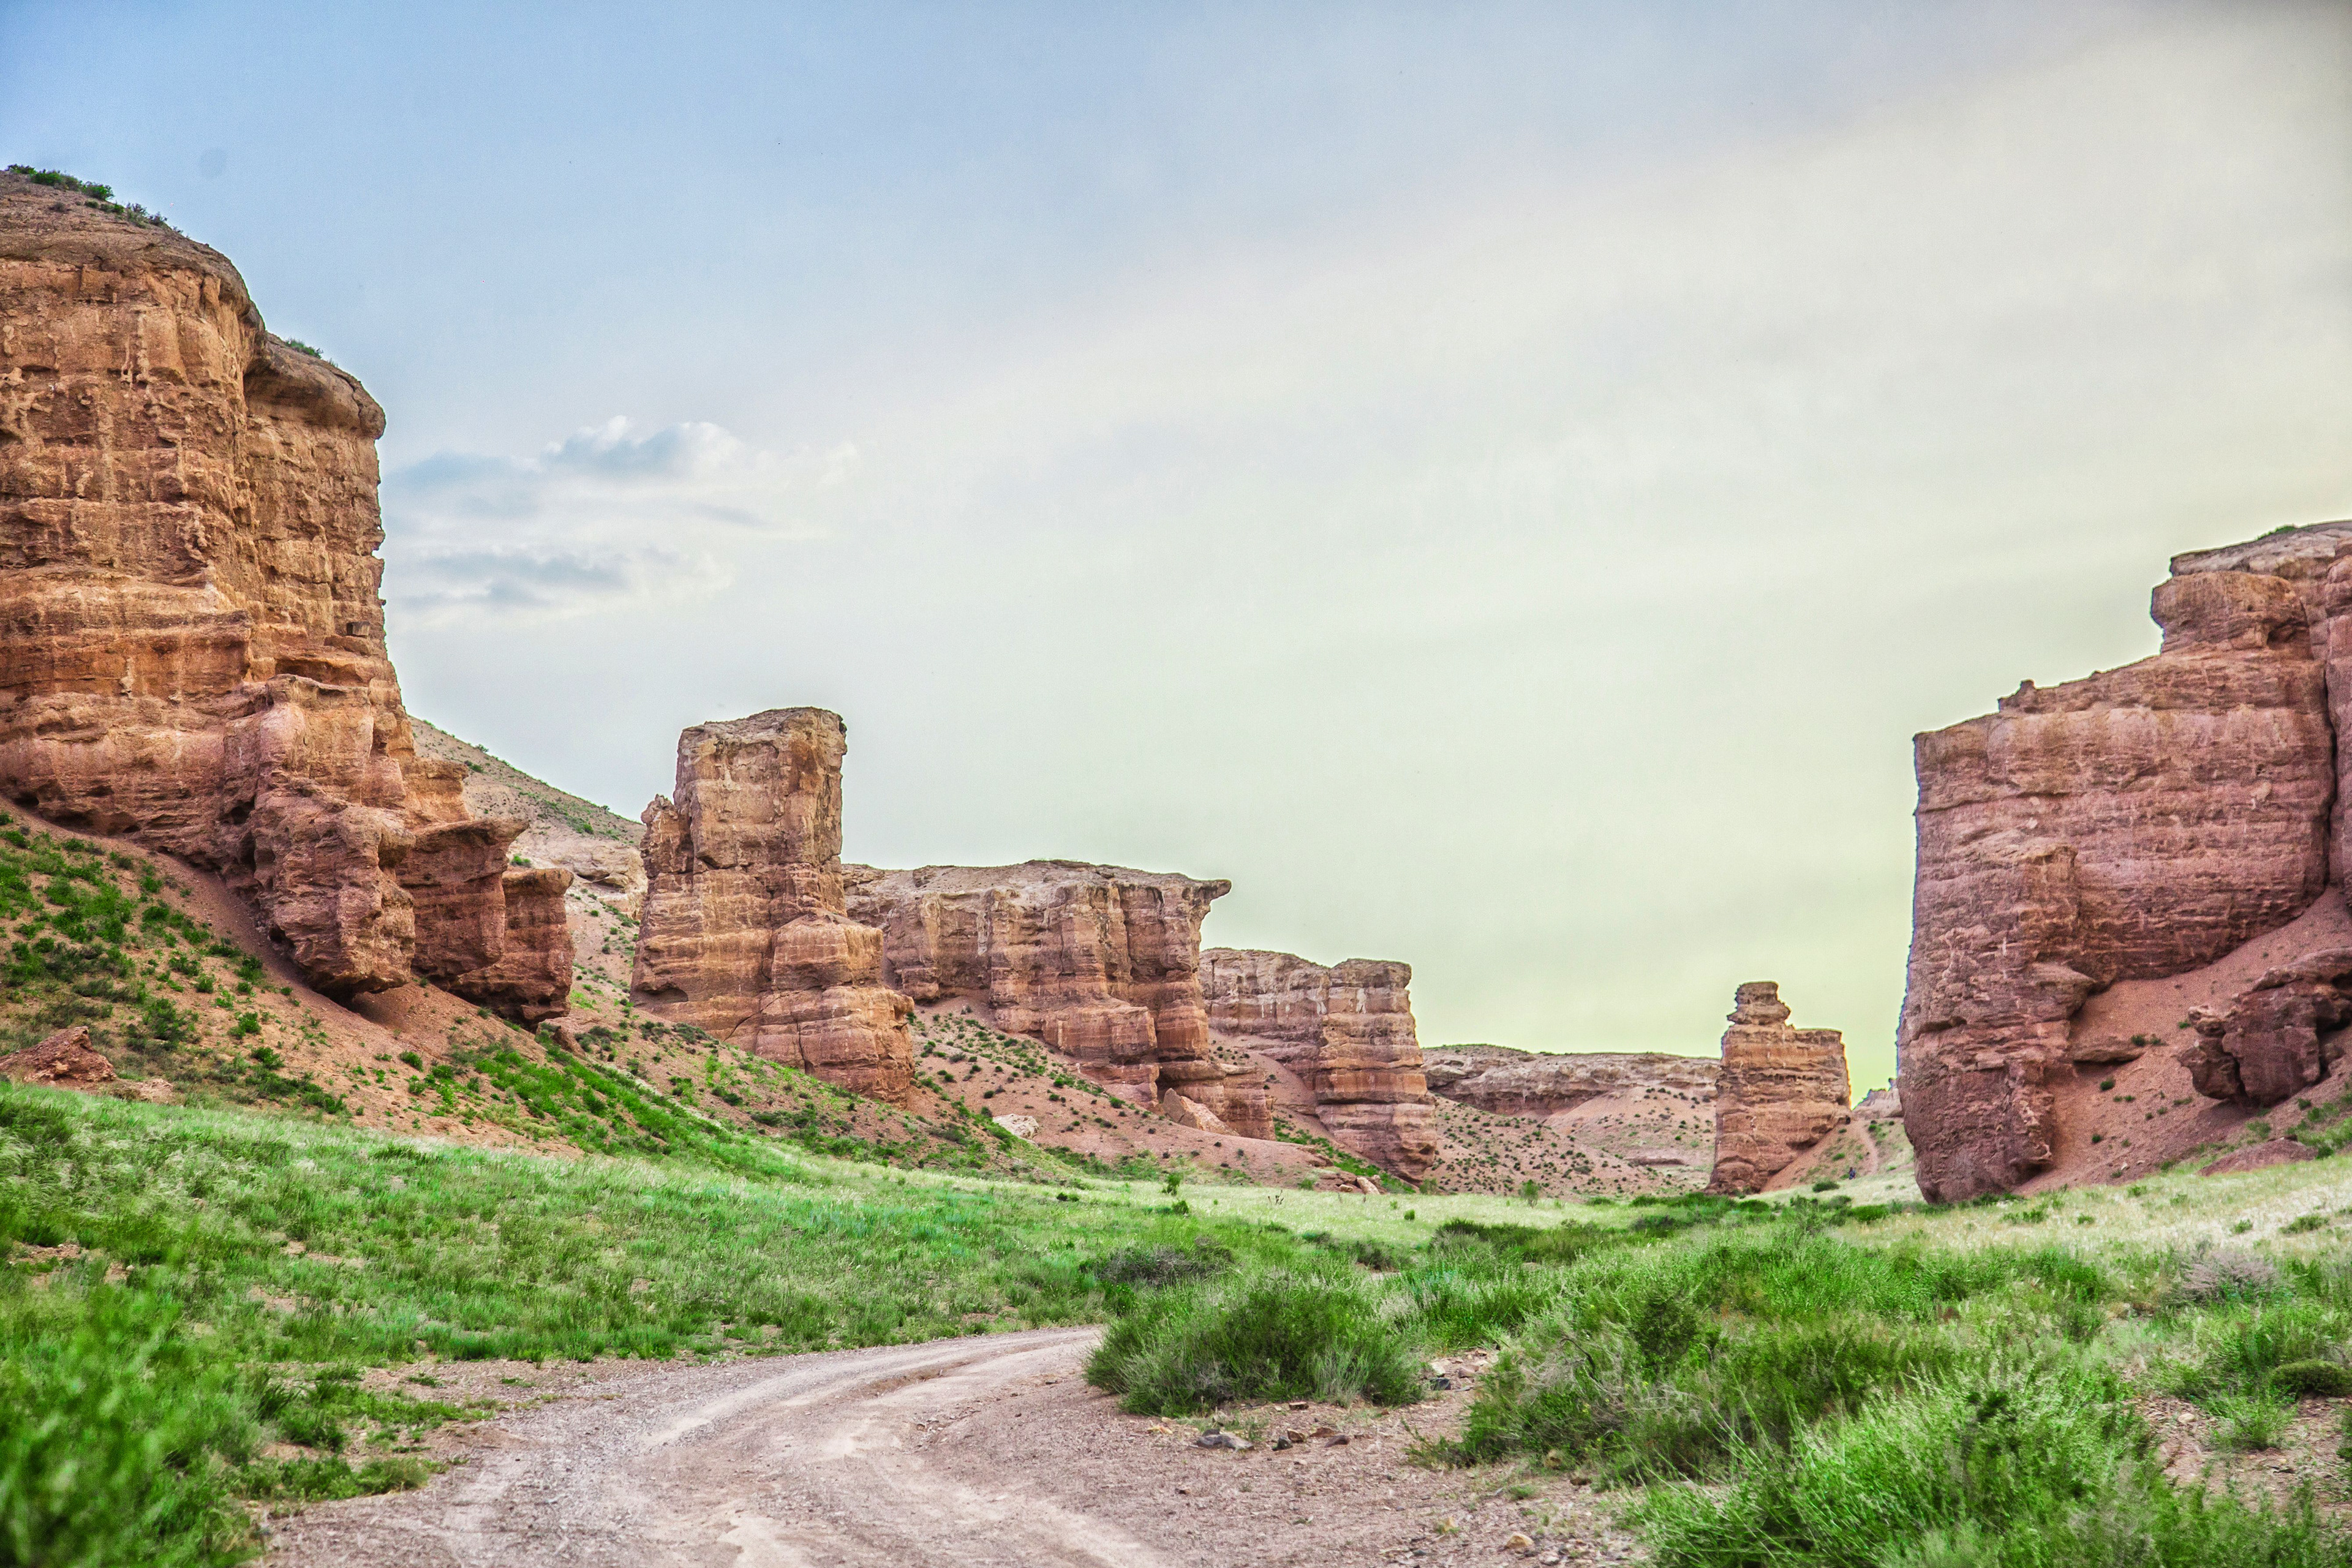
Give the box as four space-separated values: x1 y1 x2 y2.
268 1329 1637 1567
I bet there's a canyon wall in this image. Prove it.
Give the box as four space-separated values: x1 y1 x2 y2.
0 170 565 1019
1898 520 2352 1199
633 708 914 1104
1706 982 1849 1196
842 861 1264 1134
1200 947 1437 1178
1422 1046 1717 1117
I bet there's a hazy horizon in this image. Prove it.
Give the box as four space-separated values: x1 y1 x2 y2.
7 1 2349 1090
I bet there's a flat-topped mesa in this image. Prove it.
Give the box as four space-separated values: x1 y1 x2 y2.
1421 1047 1717 1118
840 861 1262 1133
1897 519 2352 1200
0 170 567 1018
1706 982 1849 1196
1200 946 1438 1179
632 709 914 1104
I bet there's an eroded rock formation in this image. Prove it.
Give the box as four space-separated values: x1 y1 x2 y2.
1422 1046 1717 1117
1200 947 1437 1178
1896 520 2352 1199
0 170 567 1019
842 861 1264 1134
633 709 913 1104
1706 982 1849 1196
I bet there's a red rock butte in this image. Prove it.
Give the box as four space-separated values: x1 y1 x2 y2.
1705 981 1849 1196
632 708 916 1104
1899 519 2352 1199
844 861 1268 1137
0 170 570 1014
1199 947 1438 1179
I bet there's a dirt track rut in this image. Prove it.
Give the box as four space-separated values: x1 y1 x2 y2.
267 1327 1637 1567
271 1329 1150 1567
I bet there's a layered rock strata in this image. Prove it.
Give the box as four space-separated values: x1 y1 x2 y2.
1200 947 1438 1178
0 170 567 1020
842 861 1264 1134
1898 524 2352 1199
1706 982 1849 1196
1422 1047 1717 1117
633 709 913 1104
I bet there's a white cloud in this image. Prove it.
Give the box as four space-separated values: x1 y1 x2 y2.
381 417 857 618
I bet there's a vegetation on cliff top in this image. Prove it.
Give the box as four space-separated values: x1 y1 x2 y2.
6 164 175 230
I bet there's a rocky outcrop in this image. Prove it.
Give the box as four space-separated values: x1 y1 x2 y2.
1898 524 2352 1200
1422 1046 1717 1117
449 868 575 1025
1200 947 1437 1178
0 1025 115 1088
2185 949 2352 1107
633 709 913 1104
1707 982 1849 1196
842 861 1266 1134
0 170 567 1019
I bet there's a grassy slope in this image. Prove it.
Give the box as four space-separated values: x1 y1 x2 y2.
10 1063 2352 1563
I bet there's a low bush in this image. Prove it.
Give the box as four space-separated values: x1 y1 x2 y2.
2274 1359 2352 1398
1085 1270 1423 1414
1091 1236 1234 1290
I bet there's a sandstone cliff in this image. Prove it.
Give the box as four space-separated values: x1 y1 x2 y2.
1706 982 1849 1196
0 169 568 1019
1422 1046 1716 1117
842 861 1265 1135
633 709 914 1104
1898 519 2352 1199
1200 946 1437 1178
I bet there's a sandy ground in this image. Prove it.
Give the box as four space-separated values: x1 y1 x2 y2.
264 1329 1640 1567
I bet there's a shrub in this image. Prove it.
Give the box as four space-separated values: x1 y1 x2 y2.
1091 1237 1233 1290
2272 1359 2352 1397
2176 1248 2279 1303
1085 1270 1423 1414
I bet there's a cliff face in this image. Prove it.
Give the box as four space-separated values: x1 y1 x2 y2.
0 170 566 1019
633 709 914 1104
1898 521 2352 1199
1200 946 1437 1178
841 861 1264 1133
1707 982 1849 1196
1422 1047 1717 1117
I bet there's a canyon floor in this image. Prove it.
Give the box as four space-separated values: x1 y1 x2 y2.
263 1329 1635 1568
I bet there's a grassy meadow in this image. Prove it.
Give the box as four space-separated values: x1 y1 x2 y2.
9 1079 2352 1565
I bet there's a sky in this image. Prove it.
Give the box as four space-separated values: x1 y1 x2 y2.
5 1 2348 1091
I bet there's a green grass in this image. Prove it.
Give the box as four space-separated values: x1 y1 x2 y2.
0 1083 1332 1562
14 1066 2352 1564
1637 1359 2343 1568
